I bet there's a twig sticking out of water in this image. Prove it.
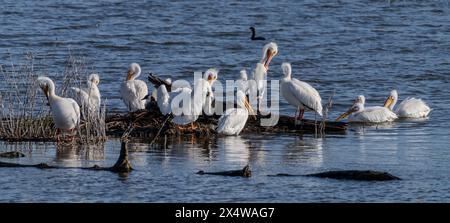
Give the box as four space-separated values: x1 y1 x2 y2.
319 90 335 136
149 115 172 147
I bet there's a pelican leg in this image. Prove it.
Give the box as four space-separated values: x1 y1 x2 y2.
68 128 75 143
299 109 305 121
294 106 299 125
55 128 61 143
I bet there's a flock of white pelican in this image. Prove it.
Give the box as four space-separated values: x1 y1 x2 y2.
36 42 431 139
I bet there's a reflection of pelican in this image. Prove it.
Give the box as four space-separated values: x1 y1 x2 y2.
383 90 431 118
157 69 218 127
37 77 80 139
120 63 148 112
280 63 323 121
336 95 397 123
216 90 256 135
71 73 101 114
220 136 250 163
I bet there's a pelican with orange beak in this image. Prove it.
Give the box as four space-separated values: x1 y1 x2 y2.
216 90 256 135
383 90 431 118
336 95 397 123
251 42 278 111
120 63 148 112
37 76 80 141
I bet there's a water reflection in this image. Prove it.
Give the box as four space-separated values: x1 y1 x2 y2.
281 137 324 167
217 135 250 164
54 143 105 166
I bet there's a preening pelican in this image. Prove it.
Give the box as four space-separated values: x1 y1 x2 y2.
280 63 323 121
71 73 101 114
236 69 249 94
336 95 397 123
216 90 256 135
383 90 431 118
120 63 148 112
250 42 278 111
157 69 218 128
260 42 278 71
37 76 80 140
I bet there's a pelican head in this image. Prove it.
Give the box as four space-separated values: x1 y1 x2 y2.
37 76 55 101
88 73 100 86
204 68 218 85
126 63 141 81
383 89 398 110
336 95 365 121
237 90 256 119
239 69 248 81
281 62 292 79
355 95 365 104
260 42 278 70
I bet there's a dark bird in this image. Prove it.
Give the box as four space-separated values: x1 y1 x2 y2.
249 27 266 41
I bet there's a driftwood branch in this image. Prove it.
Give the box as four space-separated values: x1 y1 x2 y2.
196 165 251 177
268 170 400 181
0 151 25 158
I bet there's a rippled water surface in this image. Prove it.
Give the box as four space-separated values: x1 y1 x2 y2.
1 0 450 202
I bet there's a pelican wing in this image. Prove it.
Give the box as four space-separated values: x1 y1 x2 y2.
70 98 81 125
395 98 431 118
120 80 148 111
157 85 171 115
216 108 248 135
288 79 323 116
351 106 397 123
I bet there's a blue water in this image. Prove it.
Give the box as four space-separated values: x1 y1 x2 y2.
1 0 450 202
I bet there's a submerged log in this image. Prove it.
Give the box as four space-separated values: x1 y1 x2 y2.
0 141 132 174
197 165 251 177
269 170 400 181
105 102 347 139
306 170 400 181
0 151 26 158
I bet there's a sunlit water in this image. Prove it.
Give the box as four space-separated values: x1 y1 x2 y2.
1 0 450 202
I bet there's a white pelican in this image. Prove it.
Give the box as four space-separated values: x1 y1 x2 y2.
157 69 218 128
383 90 431 118
70 73 101 114
37 76 80 140
280 63 323 121
216 90 256 135
236 69 249 94
250 42 278 111
120 63 148 112
336 95 397 123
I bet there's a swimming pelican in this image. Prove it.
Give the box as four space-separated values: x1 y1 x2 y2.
71 73 101 114
383 90 431 118
336 95 397 123
280 63 323 121
120 63 148 112
157 69 218 128
216 90 256 135
37 76 80 140
236 69 249 94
